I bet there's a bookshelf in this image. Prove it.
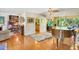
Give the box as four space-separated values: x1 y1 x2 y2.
8 15 19 32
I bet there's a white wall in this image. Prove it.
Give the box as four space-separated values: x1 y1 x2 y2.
22 13 35 36
26 23 35 35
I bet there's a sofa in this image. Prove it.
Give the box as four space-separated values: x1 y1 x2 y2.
0 30 10 41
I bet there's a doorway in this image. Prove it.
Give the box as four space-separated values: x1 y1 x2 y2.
35 18 40 33
19 16 24 35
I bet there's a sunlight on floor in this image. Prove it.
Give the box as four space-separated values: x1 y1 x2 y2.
34 40 41 49
70 44 78 50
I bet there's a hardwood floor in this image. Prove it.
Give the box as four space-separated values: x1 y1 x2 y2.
0 33 79 50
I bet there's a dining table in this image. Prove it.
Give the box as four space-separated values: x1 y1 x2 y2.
52 26 79 49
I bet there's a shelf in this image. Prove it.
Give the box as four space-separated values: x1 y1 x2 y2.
9 15 19 32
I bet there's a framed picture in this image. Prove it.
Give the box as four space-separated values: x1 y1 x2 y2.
27 17 34 23
0 16 4 26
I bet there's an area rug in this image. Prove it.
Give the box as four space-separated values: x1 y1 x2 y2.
30 32 52 41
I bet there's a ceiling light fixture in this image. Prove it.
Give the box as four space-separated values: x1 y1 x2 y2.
48 8 59 20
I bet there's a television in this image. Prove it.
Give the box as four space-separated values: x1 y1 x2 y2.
0 16 4 26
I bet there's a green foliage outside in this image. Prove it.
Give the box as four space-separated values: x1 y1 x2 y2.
56 17 79 27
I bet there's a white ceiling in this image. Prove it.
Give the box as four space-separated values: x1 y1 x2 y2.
0 8 48 14
0 8 79 16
